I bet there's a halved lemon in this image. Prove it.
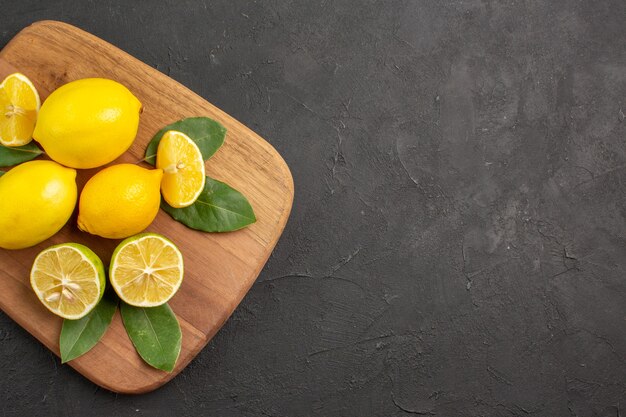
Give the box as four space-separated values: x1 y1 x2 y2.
109 233 184 307
30 243 106 320
156 130 205 208
0 73 40 147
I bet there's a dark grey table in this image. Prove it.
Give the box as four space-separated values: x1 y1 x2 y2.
1 1 625 416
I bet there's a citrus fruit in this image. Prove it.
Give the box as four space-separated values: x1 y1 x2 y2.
0 160 77 250
30 243 105 319
32 78 141 169
77 164 163 239
156 130 205 208
0 73 40 147
109 233 184 307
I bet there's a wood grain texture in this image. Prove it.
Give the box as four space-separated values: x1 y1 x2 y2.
0 21 293 394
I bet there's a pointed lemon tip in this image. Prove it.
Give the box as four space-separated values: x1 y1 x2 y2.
132 94 143 113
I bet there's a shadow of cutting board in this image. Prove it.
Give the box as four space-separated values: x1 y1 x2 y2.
0 21 293 394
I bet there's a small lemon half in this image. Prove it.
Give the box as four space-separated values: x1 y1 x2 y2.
0 73 40 147
156 130 206 208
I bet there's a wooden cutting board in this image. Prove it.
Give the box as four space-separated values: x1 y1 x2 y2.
0 21 293 394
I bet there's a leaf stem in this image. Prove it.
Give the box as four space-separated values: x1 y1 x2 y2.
135 154 155 165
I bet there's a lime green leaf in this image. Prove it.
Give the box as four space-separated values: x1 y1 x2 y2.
60 295 117 363
161 176 256 232
0 142 43 167
120 302 181 372
144 117 226 165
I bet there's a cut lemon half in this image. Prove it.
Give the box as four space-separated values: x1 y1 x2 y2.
30 243 106 320
109 233 184 307
156 130 206 208
0 73 40 147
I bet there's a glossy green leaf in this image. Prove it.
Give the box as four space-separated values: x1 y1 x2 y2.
59 295 117 363
0 142 43 167
120 302 181 372
144 117 227 165
161 176 256 232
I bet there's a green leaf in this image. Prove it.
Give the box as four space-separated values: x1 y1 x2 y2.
59 295 117 363
0 142 43 167
144 117 227 165
120 302 181 372
0 171 4 177
161 176 256 232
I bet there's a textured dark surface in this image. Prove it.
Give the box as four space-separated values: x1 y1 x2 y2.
1 1 625 416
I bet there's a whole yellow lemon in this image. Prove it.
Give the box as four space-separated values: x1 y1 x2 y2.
0 160 77 249
33 78 141 169
78 164 163 239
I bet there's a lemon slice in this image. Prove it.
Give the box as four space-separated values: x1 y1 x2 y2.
30 243 106 320
109 233 184 307
0 73 40 147
156 130 206 208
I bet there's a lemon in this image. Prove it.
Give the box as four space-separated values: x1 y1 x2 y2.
30 243 105 319
109 233 183 307
156 130 206 208
0 73 40 147
0 160 77 250
77 164 163 239
32 78 141 169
